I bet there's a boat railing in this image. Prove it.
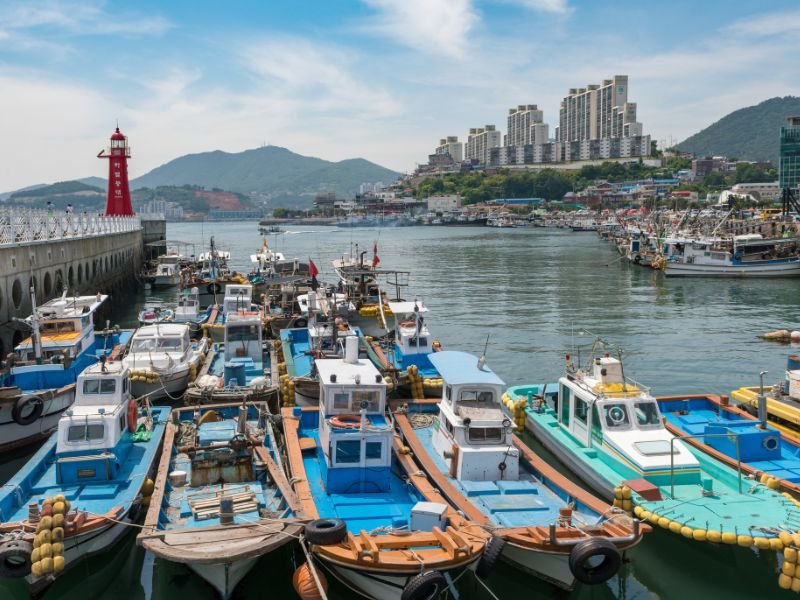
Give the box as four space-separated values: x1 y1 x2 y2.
670 433 742 497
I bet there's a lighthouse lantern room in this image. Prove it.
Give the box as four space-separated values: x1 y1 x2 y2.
97 127 133 216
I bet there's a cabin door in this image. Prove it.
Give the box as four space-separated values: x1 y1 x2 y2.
570 395 591 447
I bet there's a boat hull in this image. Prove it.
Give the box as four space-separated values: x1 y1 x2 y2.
501 542 575 590
130 369 192 402
0 388 74 452
666 260 800 277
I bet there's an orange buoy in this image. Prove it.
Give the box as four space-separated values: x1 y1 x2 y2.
292 562 328 600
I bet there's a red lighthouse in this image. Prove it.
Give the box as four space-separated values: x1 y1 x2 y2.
97 126 134 216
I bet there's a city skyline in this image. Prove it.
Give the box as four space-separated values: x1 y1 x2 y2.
1 0 799 191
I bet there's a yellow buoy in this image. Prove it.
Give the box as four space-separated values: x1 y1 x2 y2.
39 543 53 559
793 577 800 594
721 532 737 545
37 516 53 532
37 530 51 545
31 548 41 564
737 535 754 548
52 501 66 515
767 478 780 490
770 537 784 551
53 555 65 575
706 530 721 543
780 574 793 590
31 561 44 578
760 473 771 485
640 511 652 522
39 557 53 574
292 562 328 600
53 513 65 529
51 527 64 542
669 521 682 535
787 547 798 563
51 543 64 556
633 506 644 518
783 562 796 577
754 537 770 550
621 486 632 499
680 526 693 539
781 532 795 547
792 532 800 547
692 529 707 542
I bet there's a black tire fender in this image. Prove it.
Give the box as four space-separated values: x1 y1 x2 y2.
304 518 347 546
476 535 505 579
207 282 222 295
293 318 308 329
568 537 621 585
0 539 33 578
401 570 447 600
12 395 44 426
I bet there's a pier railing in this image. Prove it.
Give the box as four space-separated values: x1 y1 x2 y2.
0 209 141 246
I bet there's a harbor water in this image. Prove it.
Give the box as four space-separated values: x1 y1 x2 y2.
2 222 798 599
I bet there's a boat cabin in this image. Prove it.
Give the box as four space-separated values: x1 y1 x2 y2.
390 301 432 357
558 356 700 485
175 287 201 322
55 359 136 483
316 336 392 493
222 284 255 316
222 310 265 385
128 324 192 358
429 351 518 481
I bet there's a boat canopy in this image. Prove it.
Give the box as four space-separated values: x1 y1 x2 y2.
430 351 505 387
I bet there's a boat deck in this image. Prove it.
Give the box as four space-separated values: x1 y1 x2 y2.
0 406 169 523
390 348 439 378
413 420 595 528
299 426 421 534
206 351 269 385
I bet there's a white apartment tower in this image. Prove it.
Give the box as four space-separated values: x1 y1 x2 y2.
465 125 502 164
505 105 549 147
435 136 463 162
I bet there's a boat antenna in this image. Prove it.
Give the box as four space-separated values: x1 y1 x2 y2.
477 334 490 371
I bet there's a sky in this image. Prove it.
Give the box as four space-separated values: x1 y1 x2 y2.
1 0 799 191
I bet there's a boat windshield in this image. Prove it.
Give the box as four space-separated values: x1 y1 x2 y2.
602 403 630 428
634 401 661 426
132 338 183 352
83 379 116 394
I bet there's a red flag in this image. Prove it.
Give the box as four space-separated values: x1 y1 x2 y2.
309 259 319 278
372 242 380 267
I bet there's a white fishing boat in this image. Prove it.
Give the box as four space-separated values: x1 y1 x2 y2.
122 323 208 401
665 234 800 277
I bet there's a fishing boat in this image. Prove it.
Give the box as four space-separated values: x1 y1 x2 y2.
185 301 277 406
395 351 644 589
365 300 444 398
173 287 212 338
121 323 208 402
509 347 800 593
137 305 175 325
281 338 487 600
278 290 363 405
0 290 131 451
201 283 262 344
0 358 168 593
655 392 800 498
665 234 800 277
137 402 303 599
730 356 800 437
142 251 184 289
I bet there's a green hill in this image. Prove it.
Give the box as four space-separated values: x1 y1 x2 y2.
130 145 400 199
10 180 103 199
676 96 800 164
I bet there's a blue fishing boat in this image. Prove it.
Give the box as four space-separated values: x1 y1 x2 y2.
279 290 363 404
0 358 168 593
396 351 644 590
508 347 800 594
201 283 261 343
656 392 800 499
137 402 303 599
185 303 277 405
282 337 486 600
0 290 131 451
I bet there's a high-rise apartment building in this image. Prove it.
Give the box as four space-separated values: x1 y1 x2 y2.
465 125 502 164
780 117 800 191
505 105 548 147
434 136 463 162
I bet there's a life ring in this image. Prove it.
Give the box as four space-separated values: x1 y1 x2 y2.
127 399 138 433
568 538 621 584
304 518 347 546
401 570 446 600
476 535 506 579
0 539 33 578
293 318 308 329
12 395 44 426
207 282 222 295
329 414 369 429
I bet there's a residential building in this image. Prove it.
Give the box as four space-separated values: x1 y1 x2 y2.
505 105 548 147
465 125 502 164
691 156 726 180
435 136 463 162
426 194 461 212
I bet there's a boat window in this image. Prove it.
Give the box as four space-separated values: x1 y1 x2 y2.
83 379 116 394
560 385 571 425
591 403 603 441
575 398 589 424
603 403 630 428
445 386 452 404
227 325 259 342
119 413 125 432
41 321 76 334
160 338 183 350
67 423 105 442
335 440 361 464
634 402 661 426
333 392 349 410
365 441 382 460
352 390 381 412
460 390 493 403
468 427 503 444
122 377 128 394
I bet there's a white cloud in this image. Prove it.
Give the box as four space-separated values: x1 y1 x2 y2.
507 0 572 15
359 0 479 58
726 9 800 37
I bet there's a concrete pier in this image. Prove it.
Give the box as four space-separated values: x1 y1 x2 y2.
0 210 151 357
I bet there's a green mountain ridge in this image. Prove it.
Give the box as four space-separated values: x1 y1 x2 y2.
676 96 800 165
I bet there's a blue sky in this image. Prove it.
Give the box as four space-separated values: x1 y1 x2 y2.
1 0 798 190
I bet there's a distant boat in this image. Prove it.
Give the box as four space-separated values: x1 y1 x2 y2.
137 306 175 325
0 290 131 451
0 359 168 594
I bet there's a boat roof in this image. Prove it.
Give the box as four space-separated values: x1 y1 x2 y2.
316 357 385 386
387 300 428 315
133 323 188 337
429 351 505 386
79 360 127 377
36 293 109 319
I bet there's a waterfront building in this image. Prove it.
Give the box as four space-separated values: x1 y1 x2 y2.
465 125 502 164
426 194 461 212
730 182 781 202
780 117 800 192
434 136 463 162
